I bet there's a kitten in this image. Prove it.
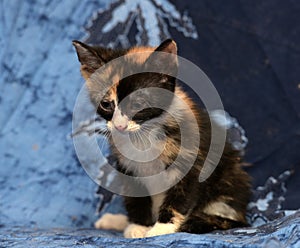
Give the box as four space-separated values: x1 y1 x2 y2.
73 39 251 238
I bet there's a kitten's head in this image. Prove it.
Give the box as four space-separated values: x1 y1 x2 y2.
73 39 178 132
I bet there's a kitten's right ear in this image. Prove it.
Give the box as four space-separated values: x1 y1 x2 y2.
145 39 178 76
72 40 106 79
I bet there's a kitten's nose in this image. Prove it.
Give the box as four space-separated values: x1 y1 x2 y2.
112 107 128 132
114 124 128 132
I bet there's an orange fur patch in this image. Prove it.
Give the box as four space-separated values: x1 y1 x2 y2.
171 209 185 226
108 74 121 103
80 65 93 80
126 46 155 64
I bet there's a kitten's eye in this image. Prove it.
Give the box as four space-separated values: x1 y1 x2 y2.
100 100 114 111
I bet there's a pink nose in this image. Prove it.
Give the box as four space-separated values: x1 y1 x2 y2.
115 124 128 132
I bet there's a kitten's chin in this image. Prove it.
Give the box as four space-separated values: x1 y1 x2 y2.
115 128 129 135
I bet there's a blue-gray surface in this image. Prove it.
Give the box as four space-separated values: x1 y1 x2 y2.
0 1 299 247
0 0 106 228
1 212 300 247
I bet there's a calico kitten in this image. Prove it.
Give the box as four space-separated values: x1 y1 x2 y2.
73 39 251 238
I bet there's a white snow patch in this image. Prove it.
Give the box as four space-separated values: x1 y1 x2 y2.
210 110 233 128
89 0 198 47
284 210 296 216
235 228 258 234
248 192 274 211
210 110 248 150
269 177 277 184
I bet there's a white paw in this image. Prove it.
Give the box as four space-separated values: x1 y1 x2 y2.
123 224 151 238
145 222 177 237
94 213 129 231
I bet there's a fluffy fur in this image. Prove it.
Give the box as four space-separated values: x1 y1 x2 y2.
73 39 251 237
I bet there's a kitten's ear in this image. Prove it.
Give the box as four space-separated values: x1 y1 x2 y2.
155 39 177 54
72 40 106 79
146 39 178 75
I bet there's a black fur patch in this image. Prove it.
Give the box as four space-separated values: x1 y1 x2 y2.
117 73 176 123
96 100 115 121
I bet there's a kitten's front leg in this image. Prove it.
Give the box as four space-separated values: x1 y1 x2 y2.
145 208 185 237
145 222 177 237
145 188 191 237
94 213 129 231
124 224 151 238
145 177 198 237
124 196 154 238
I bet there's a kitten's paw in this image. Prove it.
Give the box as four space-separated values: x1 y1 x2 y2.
94 213 128 231
145 222 177 237
123 224 151 238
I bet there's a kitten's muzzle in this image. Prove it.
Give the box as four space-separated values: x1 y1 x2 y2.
114 123 128 132
112 107 129 132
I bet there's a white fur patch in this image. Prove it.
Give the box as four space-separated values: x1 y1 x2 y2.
94 213 129 231
112 107 128 128
145 222 177 237
127 120 140 131
203 201 239 221
123 223 151 238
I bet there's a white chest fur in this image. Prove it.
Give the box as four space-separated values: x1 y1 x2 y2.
112 127 167 177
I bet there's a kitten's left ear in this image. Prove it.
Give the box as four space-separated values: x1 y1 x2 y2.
72 40 107 80
146 39 178 75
